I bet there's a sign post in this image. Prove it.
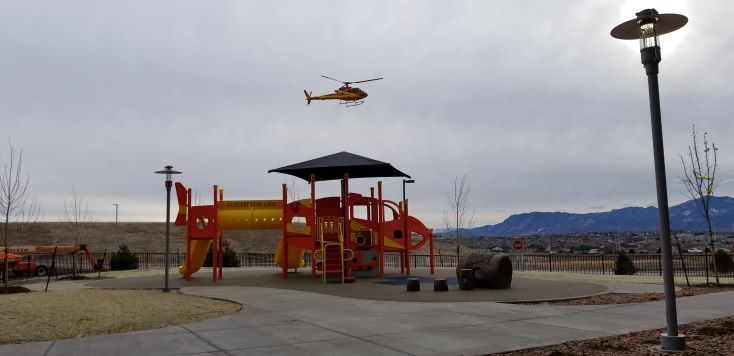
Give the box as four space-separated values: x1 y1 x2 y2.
513 239 524 271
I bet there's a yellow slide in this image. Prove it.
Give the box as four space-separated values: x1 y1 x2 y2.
178 240 211 276
275 239 306 269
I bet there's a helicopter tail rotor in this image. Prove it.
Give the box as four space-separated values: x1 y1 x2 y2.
304 90 312 105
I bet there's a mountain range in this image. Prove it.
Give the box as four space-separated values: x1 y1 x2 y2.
456 196 734 237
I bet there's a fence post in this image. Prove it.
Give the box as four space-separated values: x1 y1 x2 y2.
601 255 605 275
548 254 553 272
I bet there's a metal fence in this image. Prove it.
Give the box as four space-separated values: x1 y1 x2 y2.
5 252 733 281
419 253 734 278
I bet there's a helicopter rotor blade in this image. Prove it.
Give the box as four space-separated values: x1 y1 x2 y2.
321 75 347 85
351 77 383 84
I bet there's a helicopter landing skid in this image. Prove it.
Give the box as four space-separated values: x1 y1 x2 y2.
340 100 364 107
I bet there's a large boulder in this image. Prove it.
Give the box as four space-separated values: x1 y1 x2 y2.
456 253 512 289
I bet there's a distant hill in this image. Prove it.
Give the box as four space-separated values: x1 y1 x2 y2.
460 196 734 236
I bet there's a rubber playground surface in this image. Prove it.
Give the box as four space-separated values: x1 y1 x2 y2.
89 267 609 302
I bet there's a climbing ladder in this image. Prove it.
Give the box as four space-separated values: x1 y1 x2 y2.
315 217 352 283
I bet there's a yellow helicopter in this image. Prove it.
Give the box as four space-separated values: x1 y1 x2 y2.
304 75 383 107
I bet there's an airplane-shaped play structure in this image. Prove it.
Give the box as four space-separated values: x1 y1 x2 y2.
174 152 434 283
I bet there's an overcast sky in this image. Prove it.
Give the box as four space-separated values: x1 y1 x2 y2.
2 0 732 228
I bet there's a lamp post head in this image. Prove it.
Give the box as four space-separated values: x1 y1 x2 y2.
403 179 415 184
155 165 182 183
611 8 687 70
611 8 687 46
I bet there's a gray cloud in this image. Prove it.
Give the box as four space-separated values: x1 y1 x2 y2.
1 0 731 227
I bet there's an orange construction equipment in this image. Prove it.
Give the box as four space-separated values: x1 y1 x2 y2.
8 245 105 271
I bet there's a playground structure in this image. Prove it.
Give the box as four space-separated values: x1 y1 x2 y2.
174 152 435 283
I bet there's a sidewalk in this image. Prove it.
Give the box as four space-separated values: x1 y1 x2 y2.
2 283 733 355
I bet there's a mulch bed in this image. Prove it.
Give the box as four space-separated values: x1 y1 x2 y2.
491 315 734 355
495 284 734 355
517 284 734 306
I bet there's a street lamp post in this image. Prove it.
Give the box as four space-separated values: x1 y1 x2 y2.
402 179 415 204
612 8 688 351
154 165 182 292
112 203 119 224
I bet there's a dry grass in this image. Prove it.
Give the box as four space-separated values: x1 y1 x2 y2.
10 222 442 255
6 222 281 253
0 288 240 344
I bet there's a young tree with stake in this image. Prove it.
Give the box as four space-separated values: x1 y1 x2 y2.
442 174 475 259
0 142 32 286
680 125 719 285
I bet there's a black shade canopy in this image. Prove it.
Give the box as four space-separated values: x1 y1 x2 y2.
268 151 410 182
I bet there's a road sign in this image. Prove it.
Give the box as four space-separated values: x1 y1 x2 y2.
513 240 523 250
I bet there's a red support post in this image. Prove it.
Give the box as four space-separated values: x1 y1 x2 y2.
343 173 352 280
378 181 384 277
212 185 218 283
310 174 316 279
281 183 288 279
369 187 374 221
185 188 192 280
218 189 224 279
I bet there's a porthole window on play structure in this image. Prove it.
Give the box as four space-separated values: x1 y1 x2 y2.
195 216 209 230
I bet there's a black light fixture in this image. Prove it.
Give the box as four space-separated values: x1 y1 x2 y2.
154 165 182 292
402 179 415 204
611 9 687 352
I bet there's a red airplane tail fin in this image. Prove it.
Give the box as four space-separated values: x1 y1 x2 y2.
174 182 188 226
304 90 312 105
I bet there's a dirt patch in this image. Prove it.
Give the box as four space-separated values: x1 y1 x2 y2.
0 289 240 344
498 284 734 355
0 286 31 294
492 315 734 355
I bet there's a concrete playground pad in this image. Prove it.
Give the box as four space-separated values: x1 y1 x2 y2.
87 267 609 302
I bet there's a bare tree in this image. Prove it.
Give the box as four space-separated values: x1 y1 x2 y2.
288 178 301 202
64 187 93 277
16 197 41 243
1 142 32 286
442 174 475 259
679 125 719 285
